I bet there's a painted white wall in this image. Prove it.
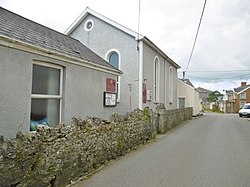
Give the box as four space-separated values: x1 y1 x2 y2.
142 43 178 111
68 13 179 112
70 14 139 113
0 44 118 138
177 79 201 116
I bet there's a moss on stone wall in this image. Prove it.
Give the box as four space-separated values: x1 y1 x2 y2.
0 109 152 187
0 107 193 187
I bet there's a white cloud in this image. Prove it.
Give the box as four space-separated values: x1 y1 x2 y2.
1 0 250 92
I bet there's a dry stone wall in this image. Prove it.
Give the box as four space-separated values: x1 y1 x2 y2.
0 106 193 187
0 109 152 187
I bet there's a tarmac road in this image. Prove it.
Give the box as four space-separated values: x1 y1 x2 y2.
73 113 250 187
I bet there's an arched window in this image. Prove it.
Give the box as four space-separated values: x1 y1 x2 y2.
164 62 168 105
108 52 119 69
169 66 174 104
106 50 120 102
154 56 160 102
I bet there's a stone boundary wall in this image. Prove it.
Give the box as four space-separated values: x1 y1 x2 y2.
0 106 193 187
0 110 152 187
155 104 193 134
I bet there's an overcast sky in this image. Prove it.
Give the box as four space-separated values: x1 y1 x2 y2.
1 0 250 92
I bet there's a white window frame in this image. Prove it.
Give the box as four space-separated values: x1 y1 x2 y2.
84 19 94 31
164 61 168 105
240 101 246 109
178 97 186 108
240 92 246 100
154 56 160 103
169 66 174 104
31 61 63 124
105 49 121 102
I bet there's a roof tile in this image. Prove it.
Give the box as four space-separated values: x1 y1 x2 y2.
0 7 118 71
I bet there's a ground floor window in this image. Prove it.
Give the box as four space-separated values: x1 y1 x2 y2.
240 101 246 109
30 62 63 130
179 98 185 108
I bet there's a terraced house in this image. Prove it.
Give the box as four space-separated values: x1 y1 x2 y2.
0 7 121 138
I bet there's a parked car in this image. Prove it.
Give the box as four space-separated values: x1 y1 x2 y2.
239 103 250 117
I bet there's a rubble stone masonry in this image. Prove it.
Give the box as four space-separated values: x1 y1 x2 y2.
0 107 192 187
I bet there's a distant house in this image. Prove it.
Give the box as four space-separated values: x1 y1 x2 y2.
196 87 213 109
233 82 250 112
177 79 202 116
0 7 121 138
65 7 181 113
224 90 236 113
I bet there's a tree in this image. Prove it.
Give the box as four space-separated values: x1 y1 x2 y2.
207 91 224 103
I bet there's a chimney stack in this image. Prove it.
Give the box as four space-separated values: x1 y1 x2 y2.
241 82 247 86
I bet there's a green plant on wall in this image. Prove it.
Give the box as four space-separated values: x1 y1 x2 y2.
143 107 151 119
117 125 125 155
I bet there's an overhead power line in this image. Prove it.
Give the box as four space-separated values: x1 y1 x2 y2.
179 70 250 81
185 0 207 72
184 73 250 80
180 70 250 73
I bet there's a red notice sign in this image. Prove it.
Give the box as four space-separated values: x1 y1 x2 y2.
106 78 116 92
143 83 147 103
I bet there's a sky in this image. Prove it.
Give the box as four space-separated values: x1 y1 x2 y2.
1 0 250 93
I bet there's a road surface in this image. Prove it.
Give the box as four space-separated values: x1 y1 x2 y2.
73 113 250 187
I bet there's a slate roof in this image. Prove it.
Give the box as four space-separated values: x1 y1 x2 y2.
0 7 119 72
196 87 213 93
234 84 250 93
179 79 194 88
